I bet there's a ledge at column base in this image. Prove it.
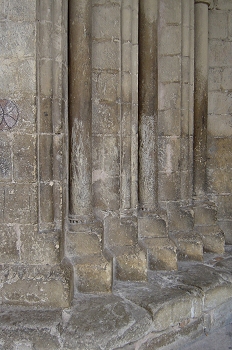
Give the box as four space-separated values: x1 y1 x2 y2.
140 237 178 270
1 248 232 349
169 231 204 261
74 254 113 293
196 225 225 254
138 214 167 238
109 245 147 282
0 263 71 308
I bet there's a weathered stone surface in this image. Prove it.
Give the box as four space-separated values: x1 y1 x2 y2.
209 10 227 39
218 220 232 244
0 184 37 224
62 295 152 350
0 264 71 308
159 25 181 55
167 202 194 232
13 134 36 182
74 255 112 293
105 216 138 247
0 0 231 311
0 134 12 181
170 231 203 261
208 115 232 137
143 237 178 270
0 252 231 349
158 109 181 136
209 40 232 67
115 281 202 332
158 172 181 201
138 216 167 238
215 0 232 10
92 4 120 40
196 225 225 254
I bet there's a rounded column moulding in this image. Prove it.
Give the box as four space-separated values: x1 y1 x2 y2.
193 0 225 255
68 0 92 223
193 0 211 197
138 0 158 212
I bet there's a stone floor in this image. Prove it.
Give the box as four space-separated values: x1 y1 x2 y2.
1 246 232 350
179 323 232 350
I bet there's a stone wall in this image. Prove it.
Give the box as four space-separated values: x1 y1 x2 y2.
0 0 70 307
0 0 231 304
208 0 232 244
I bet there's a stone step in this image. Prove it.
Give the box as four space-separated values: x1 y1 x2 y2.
1 250 232 349
166 202 205 261
104 215 147 282
74 254 112 293
193 200 225 254
0 263 71 308
109 245 147 282
196 225 225 254
66 222 113 293
140 237 178 270
170 231 204 261
138 214 178 271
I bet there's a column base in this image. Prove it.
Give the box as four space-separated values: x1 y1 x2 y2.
167 202 204 261
104 214 147 282
138 213 178 270
74 255 112 293
169 231 203 261
193 199 225 254
66 218 113 293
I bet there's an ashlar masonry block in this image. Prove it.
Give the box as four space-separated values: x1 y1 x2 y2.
2 184 37 224
13 134 36 182
209 10 228 39
92 4 120 40
5 0 36 22
159 55 181 83
209 41 232 67
215 0 232 10
208 67 222 91
0 224 20 264
0 21 36 59
159 0 181 25
92 41 120 70
222 67 232 90
0 134 12 181
159 25 181 56
0 264 71 308
92 71 120 102
104 215 147 281
208 91 232 115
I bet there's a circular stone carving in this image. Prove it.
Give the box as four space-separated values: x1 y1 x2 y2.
0 99 19 131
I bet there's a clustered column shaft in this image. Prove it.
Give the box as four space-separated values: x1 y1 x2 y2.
68 0 92 221
138 0 158 211
193 0 210 197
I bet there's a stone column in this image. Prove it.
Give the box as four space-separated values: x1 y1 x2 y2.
138 0 158 211
138 0 177 270
68 0 92 223
193 0 210 197
67 1 112 293
193 0 225 254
